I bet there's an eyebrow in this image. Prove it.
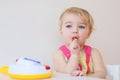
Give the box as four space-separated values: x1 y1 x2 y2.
64 21 85 25
64 21 72 24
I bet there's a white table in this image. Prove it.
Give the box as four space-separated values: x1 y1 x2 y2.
0 72 107 80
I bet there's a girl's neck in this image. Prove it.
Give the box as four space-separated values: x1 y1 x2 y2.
80 45 84 51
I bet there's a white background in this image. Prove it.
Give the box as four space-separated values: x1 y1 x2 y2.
0 0 120 69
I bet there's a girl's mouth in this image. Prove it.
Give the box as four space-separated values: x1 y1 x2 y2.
72 37 78 41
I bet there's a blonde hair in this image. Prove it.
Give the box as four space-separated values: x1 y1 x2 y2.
59 7 94 30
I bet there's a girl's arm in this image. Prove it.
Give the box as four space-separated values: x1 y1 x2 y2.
90 48 107 79
53 49 79 73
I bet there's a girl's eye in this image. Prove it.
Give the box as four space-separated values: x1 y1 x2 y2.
78 26 85 29
66 25 72 28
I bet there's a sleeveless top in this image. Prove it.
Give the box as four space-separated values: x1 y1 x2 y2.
59 45 94 75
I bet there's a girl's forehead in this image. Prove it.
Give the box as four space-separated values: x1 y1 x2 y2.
63 13 82 18
62 13 85 24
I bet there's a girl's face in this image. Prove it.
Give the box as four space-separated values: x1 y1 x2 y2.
60 14 92 46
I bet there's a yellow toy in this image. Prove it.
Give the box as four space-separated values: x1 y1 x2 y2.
0 57 53 79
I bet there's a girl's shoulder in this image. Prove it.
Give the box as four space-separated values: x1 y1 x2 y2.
90 47 103 60
91 47 101 54
53 48 64 58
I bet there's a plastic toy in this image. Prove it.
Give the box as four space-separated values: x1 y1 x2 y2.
0 57 53 79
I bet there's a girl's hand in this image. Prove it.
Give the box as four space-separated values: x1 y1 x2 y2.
69 39 80 55
71 70 86 76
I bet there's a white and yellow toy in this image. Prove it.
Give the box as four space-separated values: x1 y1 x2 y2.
0 57 53 79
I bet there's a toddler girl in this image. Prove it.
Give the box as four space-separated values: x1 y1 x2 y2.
53 7 106 79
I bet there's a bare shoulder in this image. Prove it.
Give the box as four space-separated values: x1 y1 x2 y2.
91 48 105 71
53 49 67 72
90 48 107 78
53 49 65 63
91 48 104 66
91 48 102 59
53 49 64 58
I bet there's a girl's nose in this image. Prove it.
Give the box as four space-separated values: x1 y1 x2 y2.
72 27 78 34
